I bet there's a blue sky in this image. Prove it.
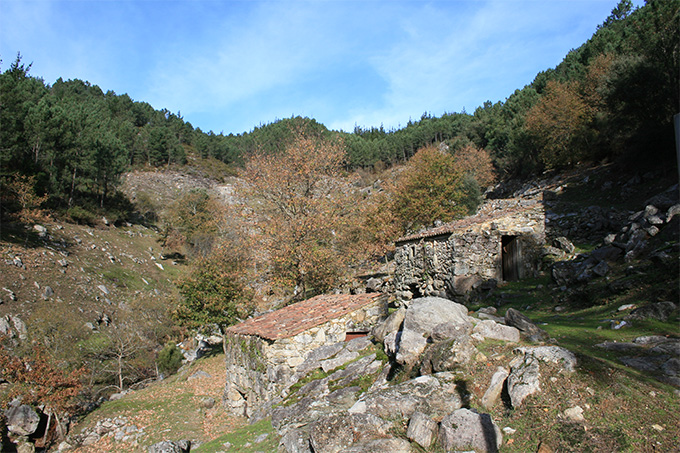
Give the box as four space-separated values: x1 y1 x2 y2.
1 0 641 135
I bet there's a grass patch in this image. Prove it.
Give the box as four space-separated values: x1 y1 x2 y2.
101 266 146 291
192 417 279 453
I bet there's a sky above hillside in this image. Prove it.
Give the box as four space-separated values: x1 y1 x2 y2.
1 0 642 135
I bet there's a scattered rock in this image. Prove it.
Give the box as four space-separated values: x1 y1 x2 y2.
42 286 54 299
502 426 516 435
147 440 191 453
200 397 215 409
365 277 382 293
553 236 575 254
33 224 48 237
504 308 548 342
3 287 17 301
563 406 585 422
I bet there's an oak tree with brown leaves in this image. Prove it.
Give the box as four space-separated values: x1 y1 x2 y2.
244 130 358 300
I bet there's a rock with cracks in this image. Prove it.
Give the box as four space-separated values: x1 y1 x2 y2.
438 408 503 453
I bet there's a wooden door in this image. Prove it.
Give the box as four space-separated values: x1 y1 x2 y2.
502 235 520 281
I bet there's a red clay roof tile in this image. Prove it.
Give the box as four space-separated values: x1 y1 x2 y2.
226 293 383 340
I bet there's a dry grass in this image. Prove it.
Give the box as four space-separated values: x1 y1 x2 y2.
71 353 247 452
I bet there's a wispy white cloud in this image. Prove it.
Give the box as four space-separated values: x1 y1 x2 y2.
0 0 639 134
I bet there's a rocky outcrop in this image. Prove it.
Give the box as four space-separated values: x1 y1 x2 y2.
506 346 577 408
386 296 471 366
597 335 680 387
349 372 463 420
551 195 679 286
625 301 677 322
266 293 586 452
72 416 146 447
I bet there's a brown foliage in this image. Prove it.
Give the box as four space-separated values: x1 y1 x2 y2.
389 145 475 233
453 144 496 189
243 130 358 299
2 173 49 222
525 80 594 169
0 341 84 416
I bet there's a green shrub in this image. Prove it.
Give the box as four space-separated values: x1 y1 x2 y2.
66 205 98 225
157 342 183 376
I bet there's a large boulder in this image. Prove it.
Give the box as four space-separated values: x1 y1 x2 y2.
420 336 477 374
5 404 41 437
395 297 471 366
349 372 463 420
371 307 405 343
308 413 390 453
403 297 470 334
438 408 503 453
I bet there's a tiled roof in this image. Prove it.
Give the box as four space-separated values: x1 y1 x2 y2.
396 198 542 244
226 293 384 341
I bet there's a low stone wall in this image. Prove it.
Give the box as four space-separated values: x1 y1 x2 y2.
395 198 545 301
223 298 387 417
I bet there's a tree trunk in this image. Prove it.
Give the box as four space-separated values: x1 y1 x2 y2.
68 167 77 208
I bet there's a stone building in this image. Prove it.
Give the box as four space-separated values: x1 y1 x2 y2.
394 196 546 301
223 292 388 417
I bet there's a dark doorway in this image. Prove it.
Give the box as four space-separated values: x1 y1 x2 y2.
502 235 521 281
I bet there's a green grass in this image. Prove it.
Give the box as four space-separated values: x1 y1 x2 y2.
192 418 279 453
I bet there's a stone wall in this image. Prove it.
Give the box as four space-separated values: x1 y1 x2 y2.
394 197 545 301
223 297 387 417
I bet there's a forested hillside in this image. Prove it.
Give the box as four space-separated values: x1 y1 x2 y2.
2 0 678 225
